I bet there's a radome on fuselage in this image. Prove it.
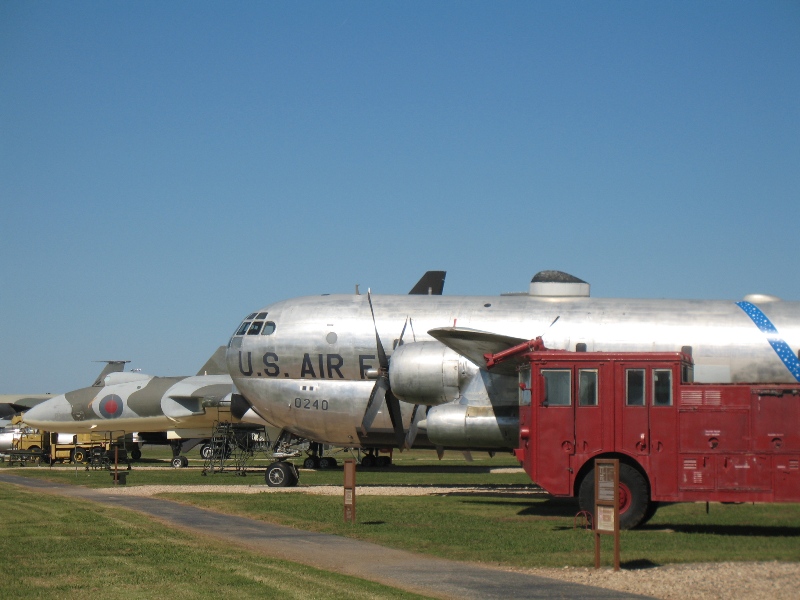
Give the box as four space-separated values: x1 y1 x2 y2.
227 271 800 450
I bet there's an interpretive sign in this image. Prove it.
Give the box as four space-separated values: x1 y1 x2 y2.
343 459 356 523
594 458 620 570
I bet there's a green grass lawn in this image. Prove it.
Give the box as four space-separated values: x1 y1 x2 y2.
162 492 800 569
5 444 800 570
0 484 429 600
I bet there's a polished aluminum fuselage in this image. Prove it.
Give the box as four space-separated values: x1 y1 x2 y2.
227 293 800 447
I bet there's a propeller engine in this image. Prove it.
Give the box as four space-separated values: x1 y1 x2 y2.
359 291 425 449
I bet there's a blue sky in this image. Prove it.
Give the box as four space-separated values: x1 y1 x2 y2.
2 1 798 392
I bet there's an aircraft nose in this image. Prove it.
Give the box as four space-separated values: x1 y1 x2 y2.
22 395 72 428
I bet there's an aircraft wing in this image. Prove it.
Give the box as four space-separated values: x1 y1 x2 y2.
428 327 528 375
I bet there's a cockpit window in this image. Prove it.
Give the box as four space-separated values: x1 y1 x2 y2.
256 312 268 319
247 321 263 335
246 313 256 319
235 321 251 336
262 321 276 335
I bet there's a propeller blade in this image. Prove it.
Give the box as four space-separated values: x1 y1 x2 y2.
360 377 388 436
404 404 424 449
367 289 388 369
396 317 408 348
385 390 406 449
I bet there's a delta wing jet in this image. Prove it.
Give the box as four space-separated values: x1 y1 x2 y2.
227 271 800 462
24 347 273 465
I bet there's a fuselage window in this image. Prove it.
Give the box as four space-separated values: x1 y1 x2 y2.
542 369 571 406
235 321 252 336
247 321 263 335
653 369 672 406
261 321 276 335
579 369 598 406
626 369 645 406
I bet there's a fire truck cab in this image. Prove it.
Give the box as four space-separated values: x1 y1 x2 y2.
493 338 800 529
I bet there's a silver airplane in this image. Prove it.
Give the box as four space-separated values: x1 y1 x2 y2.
23 347 274 466
226 270 800 464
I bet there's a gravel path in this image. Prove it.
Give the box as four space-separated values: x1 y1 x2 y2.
96 483 800 599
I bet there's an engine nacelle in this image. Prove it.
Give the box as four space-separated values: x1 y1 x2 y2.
389 341 472 406
423 403 519 448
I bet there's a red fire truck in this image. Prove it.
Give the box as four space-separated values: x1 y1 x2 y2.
486 338 800 529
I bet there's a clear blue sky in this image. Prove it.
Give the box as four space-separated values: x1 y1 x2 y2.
2 1 798 392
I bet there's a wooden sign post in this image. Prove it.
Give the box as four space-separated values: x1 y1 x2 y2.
594 458 620 571
343 459 356 523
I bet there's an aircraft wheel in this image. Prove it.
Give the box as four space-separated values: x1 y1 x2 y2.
360 454 377 468
181 456 189 468
72 448 87 463
131 448 142 461
319 457 337 469
266 461 298 487
377 456 392 467
303 456 320 470
578 462 650 530
200 444 213 460
171 456 185 469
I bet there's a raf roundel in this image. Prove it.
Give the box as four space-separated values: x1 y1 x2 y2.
99 394 124 419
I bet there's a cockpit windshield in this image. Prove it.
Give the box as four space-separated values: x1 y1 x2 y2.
233 313 276 336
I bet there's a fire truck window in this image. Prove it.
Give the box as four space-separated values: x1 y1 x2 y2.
653 369 672 406
543 370 571 406
626 369 645 406
579 370 598 406
247 321 263 335
519 367 531 406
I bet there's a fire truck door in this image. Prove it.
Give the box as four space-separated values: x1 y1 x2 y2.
619 366 650 457
535 367 576 495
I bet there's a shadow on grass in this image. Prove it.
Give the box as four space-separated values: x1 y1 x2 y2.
640 523 800 537
455 496 579 518
358 465 521 475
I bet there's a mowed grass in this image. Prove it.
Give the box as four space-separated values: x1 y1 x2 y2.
0 484 429 600
5 446 800 569
161 493 800 569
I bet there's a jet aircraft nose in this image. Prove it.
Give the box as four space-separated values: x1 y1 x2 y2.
22 395 72 429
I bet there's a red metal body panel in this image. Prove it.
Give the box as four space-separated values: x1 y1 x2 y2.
507 345 800 506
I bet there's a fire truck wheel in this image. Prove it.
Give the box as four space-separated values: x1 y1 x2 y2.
578 463 650 530
72 448 87 463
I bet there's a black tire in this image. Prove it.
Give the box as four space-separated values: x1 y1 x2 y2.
377 455 392 467
72 448 87 463
181 456 189 468
319 457 337 469
360 454 377 468
578 462 650 530
131 448 142 461
171 456 185 469
200 444 213 460
303 456 320 470
266 461 298 487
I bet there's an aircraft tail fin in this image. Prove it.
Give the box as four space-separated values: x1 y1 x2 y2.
92 361 129 387
196 346 228 376
409 271 446 295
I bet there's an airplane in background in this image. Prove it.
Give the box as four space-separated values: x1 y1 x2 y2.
23 347 276 467
0 394 53 422
226 270 800 480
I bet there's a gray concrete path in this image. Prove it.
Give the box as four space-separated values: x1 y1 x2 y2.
0 473 652 600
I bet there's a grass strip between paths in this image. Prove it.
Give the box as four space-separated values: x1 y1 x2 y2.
0 484 430 600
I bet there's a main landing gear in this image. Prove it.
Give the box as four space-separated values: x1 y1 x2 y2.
359 449 392 468
301 442 339 470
